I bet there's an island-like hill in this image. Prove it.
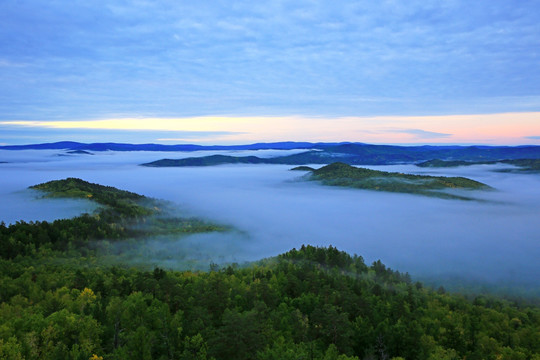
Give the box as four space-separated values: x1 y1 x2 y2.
66 149 93 155
416 159 477 168
30 177 152 218
418 158 540 172
143 158 490 199
290 165 315 171
144 154 269 167
1 178 226 259
300 162 489 199
142 154 276 167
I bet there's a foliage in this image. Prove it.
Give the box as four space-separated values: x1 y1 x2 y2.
416 159 476 168
1 179 539 359
0 178 226 259
290 166 316 171
31 177 153 217
0 245 538 359
308 162 489 199
143 155 268 167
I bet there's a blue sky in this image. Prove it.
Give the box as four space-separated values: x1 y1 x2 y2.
1 1 540 145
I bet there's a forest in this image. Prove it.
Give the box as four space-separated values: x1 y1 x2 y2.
296 162 489 200
0 179 539 359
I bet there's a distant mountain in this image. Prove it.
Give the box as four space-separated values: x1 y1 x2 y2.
0 141 346 152
142 144 540 167
4 141 540 165
0 141 85 150
314 143 540 163
417 158 540 172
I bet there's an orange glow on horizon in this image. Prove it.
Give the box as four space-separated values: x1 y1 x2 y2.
1 112 540 145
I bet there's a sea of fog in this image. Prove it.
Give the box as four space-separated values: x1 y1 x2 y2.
1 149 539 294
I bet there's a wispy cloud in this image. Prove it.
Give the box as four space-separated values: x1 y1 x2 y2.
1 1 540 123
0 121 246 144
525 136 540 140
389 129 452 139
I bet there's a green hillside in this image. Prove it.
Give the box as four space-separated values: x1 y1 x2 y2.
305 162 490 200
1 180 538 359
0 178 226 259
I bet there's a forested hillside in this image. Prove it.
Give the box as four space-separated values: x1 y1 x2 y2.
301 162 489 200
0 178 225 259
0 180 538 359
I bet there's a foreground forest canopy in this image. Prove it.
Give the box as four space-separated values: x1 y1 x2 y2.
0 180 539 359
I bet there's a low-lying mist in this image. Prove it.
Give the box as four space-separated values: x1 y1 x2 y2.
1 149 539 295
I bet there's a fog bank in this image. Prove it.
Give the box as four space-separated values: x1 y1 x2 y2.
1 150 539 294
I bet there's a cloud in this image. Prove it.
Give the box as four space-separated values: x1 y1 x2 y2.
0 122 245 145
3 152 540 293
390 129 452 139
157 131 246 139
154 131 247 143
525 136 540 140
1 1 540 122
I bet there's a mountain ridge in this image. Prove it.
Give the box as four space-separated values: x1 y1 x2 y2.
4 141 540 165
0 141 348 152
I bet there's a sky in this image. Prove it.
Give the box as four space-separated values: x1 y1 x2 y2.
1 0 540 145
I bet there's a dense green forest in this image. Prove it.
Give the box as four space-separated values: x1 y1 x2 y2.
293 163 489 200
0 179 539 359
0 178 225 260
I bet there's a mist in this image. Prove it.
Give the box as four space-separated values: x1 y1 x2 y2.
1 149 539 295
